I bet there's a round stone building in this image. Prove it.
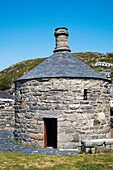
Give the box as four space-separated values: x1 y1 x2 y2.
14 28 111 149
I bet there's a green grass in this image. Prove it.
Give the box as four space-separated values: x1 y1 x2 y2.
0 152 113 170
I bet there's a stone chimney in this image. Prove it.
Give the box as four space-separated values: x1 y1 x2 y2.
53 27 71 53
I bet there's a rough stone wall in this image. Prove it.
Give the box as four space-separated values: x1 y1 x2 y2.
81 139 113 153
14 78 111 148
0 100 15 129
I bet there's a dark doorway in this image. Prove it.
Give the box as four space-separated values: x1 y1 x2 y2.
44 118 57 148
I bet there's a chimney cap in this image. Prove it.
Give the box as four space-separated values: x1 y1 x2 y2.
54 27 69 36
55 27 68 31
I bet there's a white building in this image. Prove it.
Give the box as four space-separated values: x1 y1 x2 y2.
95 62 113 68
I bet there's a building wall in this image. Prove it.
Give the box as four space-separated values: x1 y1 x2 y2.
14 78 111 148
0 99 15 129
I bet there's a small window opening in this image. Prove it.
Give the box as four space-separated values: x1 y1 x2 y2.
84 89 87 100
110 108 113 117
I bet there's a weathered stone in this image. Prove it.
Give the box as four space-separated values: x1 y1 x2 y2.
65 128 75 134
14 78 111 149
66 114 78 121
96 146 106 152
105 144 111 150
105 139 113 145
71 134 79 142
81 139 113 153
91 147 96 154
29 133 43 140
94 120 100 126
111 144 113 150
80 101 89 104
58 133 73 143
58 117 66 122
69 104 80 110
58 121 72 127
64 142 80 149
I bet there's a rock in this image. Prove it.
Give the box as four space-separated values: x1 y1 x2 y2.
65 128 75 134
29 133 43 140
71 134 79 142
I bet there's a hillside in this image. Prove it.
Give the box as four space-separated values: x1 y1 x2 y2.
0 58 46 90
0 52 113 90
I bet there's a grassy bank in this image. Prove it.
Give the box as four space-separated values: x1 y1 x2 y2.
0 152 113 170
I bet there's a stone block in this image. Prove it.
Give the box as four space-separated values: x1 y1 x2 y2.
29 133 43 140
94 119 100 126
6 124 10 127
105 139 113 145
58 117 66 122
65 128 75 134
38 124 44 134
93 141 103 146
111 144 113 150
58 121 72 127
64 110 75 114
91 147 96 154
95 146 106 153
71 134 79 142
66 114 78 121
80 101 89 104
25 113 33 119
69 104 80 110
81 139 104 147
105 144 111 150
27 128 39 133
22 133 30 141
64 142 80 149
85 147 91 153
58 133 73 143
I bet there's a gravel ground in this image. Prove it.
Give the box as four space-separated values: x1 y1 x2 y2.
0 130 79 155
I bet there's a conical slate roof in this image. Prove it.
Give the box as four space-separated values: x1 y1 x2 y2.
17 52 109 81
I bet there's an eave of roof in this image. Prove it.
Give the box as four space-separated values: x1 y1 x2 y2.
16 52 111 82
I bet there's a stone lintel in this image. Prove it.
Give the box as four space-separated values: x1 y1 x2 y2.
37 110 64 121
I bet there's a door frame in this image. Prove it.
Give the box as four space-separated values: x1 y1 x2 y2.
43 118 57 148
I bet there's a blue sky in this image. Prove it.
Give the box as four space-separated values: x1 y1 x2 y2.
0 0 113 71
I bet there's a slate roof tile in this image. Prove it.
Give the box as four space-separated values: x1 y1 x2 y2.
17 52 110 81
